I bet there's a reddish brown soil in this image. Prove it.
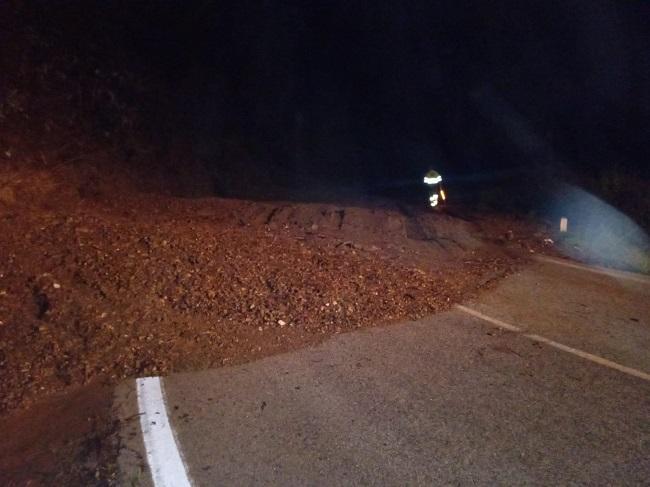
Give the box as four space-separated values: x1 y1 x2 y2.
0 169 543 416
0 383 116 486
0 165 555 484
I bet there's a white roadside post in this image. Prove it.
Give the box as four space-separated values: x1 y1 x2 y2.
560 217 568 233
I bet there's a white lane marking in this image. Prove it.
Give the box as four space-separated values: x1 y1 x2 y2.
456 305 650 382
534 255 650 285
137 377 192 487
456 305 522 332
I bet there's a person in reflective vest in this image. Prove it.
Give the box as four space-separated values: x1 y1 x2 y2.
423 169 446 208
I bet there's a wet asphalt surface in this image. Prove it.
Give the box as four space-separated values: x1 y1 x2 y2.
116 259 650 486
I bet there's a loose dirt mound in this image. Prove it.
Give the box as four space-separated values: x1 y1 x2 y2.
0 171 538 414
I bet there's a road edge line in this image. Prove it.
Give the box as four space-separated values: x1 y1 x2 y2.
456 305 522 332
534 255 650 285
456 305 650 382
137 376 192 487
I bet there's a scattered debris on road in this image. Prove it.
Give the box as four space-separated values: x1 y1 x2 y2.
0 176 548 414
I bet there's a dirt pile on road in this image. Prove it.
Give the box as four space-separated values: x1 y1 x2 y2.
0 178 532 413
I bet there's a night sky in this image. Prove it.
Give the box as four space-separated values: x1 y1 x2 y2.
22 1 650 196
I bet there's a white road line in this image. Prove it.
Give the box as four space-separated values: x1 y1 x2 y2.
137 377 192 487
456 305 522 332
456 305 650 382
534 255 650 285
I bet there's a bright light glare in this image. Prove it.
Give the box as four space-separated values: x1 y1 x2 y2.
440 189 446 200
548 184 649 273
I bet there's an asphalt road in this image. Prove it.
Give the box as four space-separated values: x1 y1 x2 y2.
115 258 650 486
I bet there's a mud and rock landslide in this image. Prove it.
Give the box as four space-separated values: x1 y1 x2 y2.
0 5 554 484
0 3 552 418
0 166 558 415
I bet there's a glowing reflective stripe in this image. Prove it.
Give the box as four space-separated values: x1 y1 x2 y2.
430 200 438 207
440 189 446 200
424 176 442 185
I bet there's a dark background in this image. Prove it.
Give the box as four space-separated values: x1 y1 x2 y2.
11 1 650 209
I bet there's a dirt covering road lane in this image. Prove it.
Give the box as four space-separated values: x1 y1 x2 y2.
0 165 553 485
0 181 545 415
